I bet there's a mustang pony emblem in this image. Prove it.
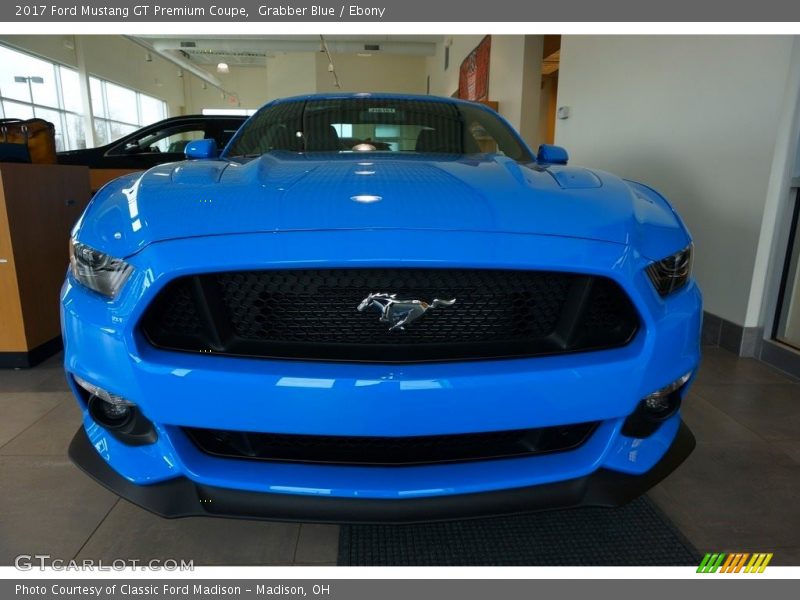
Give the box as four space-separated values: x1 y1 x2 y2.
357 293 456 332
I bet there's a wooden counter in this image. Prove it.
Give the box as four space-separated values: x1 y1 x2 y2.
0 163 90 367
89 168 140 194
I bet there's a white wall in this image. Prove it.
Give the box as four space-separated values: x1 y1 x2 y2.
186 51 427 112
555 35 795 327
266 52 317 100
315 53 427 94
183 65 269 112
183 53 321 112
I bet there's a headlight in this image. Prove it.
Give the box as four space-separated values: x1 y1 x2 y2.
69 239 133 298
646 244 693 296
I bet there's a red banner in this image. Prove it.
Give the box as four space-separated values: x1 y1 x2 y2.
458 35 491 101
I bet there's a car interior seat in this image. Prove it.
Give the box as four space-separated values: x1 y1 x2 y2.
415 128 463 153
304 124 341 152
167 140 190 153
263 124 295 152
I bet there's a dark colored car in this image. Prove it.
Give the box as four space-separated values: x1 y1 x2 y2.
57 114 246 170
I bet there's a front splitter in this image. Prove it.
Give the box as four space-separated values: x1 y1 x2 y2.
68 422 695 524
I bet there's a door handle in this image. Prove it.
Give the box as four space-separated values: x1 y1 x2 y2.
0 258 8 264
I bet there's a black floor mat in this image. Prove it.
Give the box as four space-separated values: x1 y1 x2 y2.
338 496 700 566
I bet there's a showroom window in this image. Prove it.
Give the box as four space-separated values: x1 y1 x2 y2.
0 44 169 150
0 44 85 150
90 77 168 146
202 108 256 116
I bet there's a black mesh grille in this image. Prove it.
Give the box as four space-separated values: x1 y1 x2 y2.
182 422 600 466
156 281 202 337
140 268 638 362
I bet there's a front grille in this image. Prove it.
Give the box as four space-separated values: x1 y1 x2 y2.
140 268 638 362
183 422 600 466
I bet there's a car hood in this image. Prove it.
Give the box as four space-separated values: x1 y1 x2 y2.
75 152 690 260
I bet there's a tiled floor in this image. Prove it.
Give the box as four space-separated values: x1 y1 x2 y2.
0 346 798 566
647 347 800 565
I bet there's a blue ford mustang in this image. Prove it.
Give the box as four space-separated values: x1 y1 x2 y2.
63 93 701 522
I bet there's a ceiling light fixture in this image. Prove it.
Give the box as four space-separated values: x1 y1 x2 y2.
216 62 230 74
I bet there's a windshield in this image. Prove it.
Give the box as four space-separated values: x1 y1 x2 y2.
224 98 532 161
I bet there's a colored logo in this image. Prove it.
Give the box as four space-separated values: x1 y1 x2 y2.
697 552 773 573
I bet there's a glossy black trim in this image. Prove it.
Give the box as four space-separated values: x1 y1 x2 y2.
68 421 695 524
182 422 600 466
621 392 682 438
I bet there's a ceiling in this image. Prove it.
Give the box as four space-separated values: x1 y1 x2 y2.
134 35 440 66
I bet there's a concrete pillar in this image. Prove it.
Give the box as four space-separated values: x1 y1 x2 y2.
519 35 543 149
73 36 96 148
487 35 542 149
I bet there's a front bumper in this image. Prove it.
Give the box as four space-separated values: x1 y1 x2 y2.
62 230 703 512
69 420 695 523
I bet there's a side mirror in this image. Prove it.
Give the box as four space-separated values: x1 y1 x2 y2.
184 139 218 160
537 144 569 165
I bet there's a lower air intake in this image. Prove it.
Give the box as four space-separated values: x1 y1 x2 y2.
183 422 600 466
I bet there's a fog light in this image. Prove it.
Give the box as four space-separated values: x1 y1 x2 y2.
73 374 133 407
71 374 157 446
622 371 692 438
98 400 131 419
642 372 692 416
90 396 133 428
645 394 671 413
73 374 136 429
